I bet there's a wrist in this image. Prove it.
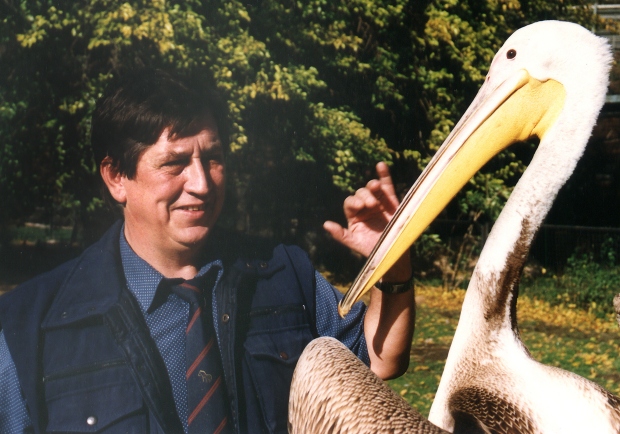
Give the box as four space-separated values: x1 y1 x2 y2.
376 275 414 294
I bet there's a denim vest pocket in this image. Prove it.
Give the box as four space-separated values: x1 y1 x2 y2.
44 362 147 433
243 306 314 434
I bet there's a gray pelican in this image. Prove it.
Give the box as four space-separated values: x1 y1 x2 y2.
289 336 448 433
293 21 620 433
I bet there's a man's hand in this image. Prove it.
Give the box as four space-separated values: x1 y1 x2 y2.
324 162 411 282
325 162 415 379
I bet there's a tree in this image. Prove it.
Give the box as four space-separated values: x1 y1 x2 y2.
0 0 606 273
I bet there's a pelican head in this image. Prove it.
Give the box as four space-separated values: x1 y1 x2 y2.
339 20 612 316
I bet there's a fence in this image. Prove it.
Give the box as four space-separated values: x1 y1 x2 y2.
530 224 620 272
430 220 620 274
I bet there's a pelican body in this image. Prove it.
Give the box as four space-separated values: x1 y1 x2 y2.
325 20 620 433
289 337 447 433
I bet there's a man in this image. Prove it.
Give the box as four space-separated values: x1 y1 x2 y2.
0 69 415 433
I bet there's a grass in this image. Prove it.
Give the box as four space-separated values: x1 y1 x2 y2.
0 225 81 295
386 284 620 417
7 223 74 244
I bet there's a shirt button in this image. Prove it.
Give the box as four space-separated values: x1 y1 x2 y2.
222 313 230 323
279 352 289 360
86 416 97 426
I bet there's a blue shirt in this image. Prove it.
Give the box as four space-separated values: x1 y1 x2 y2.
0 231 368 433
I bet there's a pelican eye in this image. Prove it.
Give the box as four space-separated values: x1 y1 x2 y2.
506 49 517 59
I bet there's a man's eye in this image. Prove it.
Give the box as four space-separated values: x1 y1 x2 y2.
164 159 186 167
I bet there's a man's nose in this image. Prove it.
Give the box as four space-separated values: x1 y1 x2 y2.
185 158 210 195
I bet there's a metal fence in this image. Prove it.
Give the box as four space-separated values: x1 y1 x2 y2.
530 224 620 272
430 220 620 274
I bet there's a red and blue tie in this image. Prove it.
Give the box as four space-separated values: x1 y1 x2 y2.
171 271 232 434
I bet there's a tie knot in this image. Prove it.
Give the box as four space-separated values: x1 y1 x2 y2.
171 280 203 306
167 267 219 307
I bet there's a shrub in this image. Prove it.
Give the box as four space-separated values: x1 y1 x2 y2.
522 240 620 317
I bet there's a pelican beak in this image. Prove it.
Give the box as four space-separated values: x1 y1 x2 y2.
338 69 566 317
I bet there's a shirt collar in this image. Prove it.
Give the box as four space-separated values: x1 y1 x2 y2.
119 225 223 313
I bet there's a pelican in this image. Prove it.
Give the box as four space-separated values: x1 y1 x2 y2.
288 337 448 433
293 20 619 433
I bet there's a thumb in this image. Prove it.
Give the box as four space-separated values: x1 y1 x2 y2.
323 220 347 244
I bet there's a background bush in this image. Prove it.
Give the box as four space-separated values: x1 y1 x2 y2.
522 238 620 317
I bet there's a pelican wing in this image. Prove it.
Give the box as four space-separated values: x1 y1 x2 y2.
288 337 448 434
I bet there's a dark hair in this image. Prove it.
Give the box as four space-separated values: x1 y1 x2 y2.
91 69 229 204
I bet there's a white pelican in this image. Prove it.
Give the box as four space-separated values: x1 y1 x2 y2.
318 20 619 433
427 21 620 433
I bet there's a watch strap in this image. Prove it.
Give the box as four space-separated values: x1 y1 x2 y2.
376 276 414 294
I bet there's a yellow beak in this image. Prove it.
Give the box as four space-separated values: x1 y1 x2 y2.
338 69 566 317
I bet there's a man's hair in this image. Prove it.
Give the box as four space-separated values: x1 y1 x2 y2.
91 69 228 204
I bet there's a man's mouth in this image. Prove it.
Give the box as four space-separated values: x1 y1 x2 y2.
177 205 206 211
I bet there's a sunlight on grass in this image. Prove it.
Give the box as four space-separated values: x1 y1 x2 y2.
387 284 620 417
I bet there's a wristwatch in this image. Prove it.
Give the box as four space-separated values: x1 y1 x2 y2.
376 276 414 294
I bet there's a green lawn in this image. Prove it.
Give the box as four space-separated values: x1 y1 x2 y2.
7 224 74 244
387 284 620 417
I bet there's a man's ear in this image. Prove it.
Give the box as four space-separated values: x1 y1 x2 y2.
100 157 127 205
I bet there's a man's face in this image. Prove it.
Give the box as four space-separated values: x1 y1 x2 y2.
120 126 225 258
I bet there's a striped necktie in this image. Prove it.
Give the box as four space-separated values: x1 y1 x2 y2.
170 270 232 434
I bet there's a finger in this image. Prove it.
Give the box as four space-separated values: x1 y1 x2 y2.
366 162 399 213
343 190 380 219
364 179 391 211
324 221 368 255
355 186 381 209
342 195 363 220
323 220 347 244
375 162 397 199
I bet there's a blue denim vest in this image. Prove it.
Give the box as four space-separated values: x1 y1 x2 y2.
0 221 318 433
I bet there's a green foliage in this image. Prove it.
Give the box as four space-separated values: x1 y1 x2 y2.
0 0 607 260
522 239 620 317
